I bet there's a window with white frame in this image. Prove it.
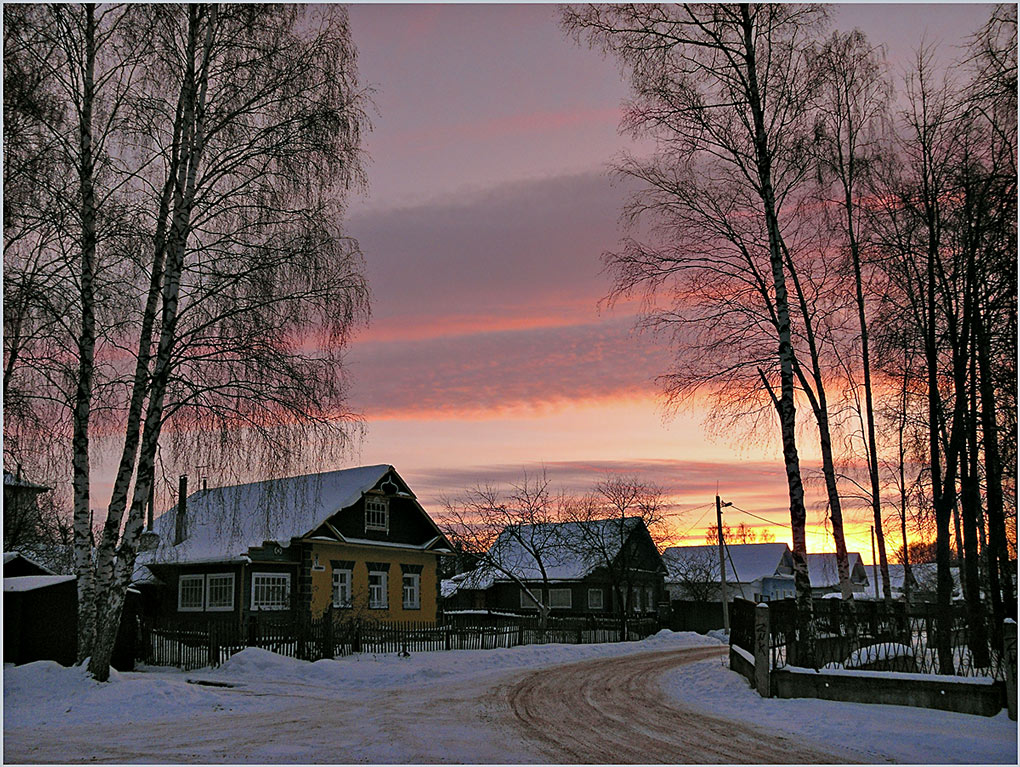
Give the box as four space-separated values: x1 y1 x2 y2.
645 585 654 612
368 570 388 609
520 588 541 609
251 573 290 611
332 568 352 608
631 585 642 613
365 496 389 531
549 588 572 609
402 572 420 609
178 574 205 611
206 573 235 611
587 588 604 610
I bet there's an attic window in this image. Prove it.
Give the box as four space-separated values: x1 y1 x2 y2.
365 496 389 532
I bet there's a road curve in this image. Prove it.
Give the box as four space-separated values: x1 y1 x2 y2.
502 645 860 764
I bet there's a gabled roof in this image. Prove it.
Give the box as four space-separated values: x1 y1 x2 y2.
662 542 791 584
139 465 422 565
4 574 75 592
473 516 653 583
805 552 866 588
3 550 57 576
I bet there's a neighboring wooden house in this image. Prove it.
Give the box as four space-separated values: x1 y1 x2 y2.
443 517 667 616
806 552 870 596
136 465 453 625
663 542 794 603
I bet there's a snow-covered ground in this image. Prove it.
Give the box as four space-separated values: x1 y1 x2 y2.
5 630 1016 764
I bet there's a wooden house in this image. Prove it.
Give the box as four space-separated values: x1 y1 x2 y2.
136 465 453 625
443 517 666 616
662 542 795 603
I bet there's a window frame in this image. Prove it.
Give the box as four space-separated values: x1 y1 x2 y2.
251 572 291 611
332 568 353 609
645 585 654 612
520 587 542 609
178 574 205 612
365 495 389 532
587 588 604 610
368 570 388 609
205 573 235 612
548 588 572 609
402 572 421 610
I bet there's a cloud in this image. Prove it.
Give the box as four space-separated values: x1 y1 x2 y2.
346 315 672 419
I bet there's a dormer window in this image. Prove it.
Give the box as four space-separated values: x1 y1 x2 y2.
365 496 389 532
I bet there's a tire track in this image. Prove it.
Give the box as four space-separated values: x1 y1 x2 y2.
504 645 862 764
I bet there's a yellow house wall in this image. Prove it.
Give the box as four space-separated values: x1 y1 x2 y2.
306 540 439 622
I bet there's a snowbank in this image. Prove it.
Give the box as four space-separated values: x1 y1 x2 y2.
661 655 1016 764
3 660 249 729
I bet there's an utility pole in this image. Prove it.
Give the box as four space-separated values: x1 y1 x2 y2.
717 494 732 630
871 525 879 599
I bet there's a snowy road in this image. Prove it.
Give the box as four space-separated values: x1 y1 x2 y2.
5 633 1014 763
503 645 862 764
7 645 858 764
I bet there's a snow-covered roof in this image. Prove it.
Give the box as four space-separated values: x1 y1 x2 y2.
138 465 395 565
441 568 497 598
662 543 790 584
4 574 75 592
480 517 646 582
805 552 865 588
3 550 58 575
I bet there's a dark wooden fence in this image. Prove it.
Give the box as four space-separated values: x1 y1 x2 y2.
734 597 1007 681
142 612 661 670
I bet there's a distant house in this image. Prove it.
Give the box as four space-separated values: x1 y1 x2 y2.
805 552 870 596
4 550 55 578
443 517 666 616
663 542 794 603
136 465 453 625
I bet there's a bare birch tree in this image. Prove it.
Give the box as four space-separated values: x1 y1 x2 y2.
439 473 567 631
564 4 827 634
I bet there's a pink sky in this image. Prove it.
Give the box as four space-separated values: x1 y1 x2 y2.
298 5 993 559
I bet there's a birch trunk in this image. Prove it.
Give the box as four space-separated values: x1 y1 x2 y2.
740 7 813 640
90 5 214 681
71 4 98 662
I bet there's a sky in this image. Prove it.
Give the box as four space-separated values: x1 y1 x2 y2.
323 3 990 558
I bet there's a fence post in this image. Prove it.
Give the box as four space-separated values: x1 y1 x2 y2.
208 622 218 668
323 606 334 659
754 603 770 698
247 614 257 647
1004 619 1017 721
353 620 362 653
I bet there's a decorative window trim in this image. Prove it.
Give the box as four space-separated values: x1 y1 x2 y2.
402 572 421 609
332 568 353 609
206 573 235 612
368 570 388 609
399 563 423 574
549 588 572 609
587 588 604 610
178 574 205 612
365 496 389 533
251 572 291 611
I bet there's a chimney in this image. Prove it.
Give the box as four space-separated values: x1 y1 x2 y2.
146 481 155 532
202 475 208 492
174 474 188 545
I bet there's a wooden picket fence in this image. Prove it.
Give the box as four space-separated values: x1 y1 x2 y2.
143 613 661 670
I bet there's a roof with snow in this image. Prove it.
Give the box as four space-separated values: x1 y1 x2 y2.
3 550 58 576
662 543 791 584
805 552 867 588
453 517 657 589
4 574 76 592
138 465 405 565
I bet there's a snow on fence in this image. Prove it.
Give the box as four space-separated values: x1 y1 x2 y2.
143 614 660 670
731 597 1007 681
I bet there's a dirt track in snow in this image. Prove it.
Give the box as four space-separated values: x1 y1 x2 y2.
5 645 866 764
503 645 863 763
